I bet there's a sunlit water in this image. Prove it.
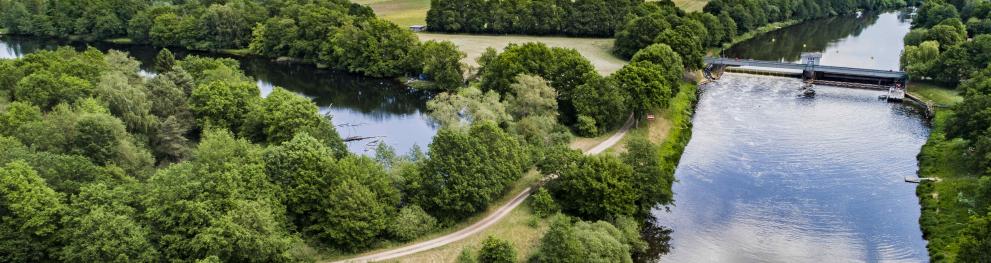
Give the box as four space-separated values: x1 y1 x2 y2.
0 36 437 154
654 10 929 262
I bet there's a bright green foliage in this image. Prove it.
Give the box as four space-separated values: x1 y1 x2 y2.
548 154 638 220
533 216 642 263
420 40 466 91
914 0 960 28
904 28 930 46
264 133 338 225
243 88 346 152
0 101 42 136
419 121 527 220
189 80 260 132
15 70 93 110
389 204 438 241
458 247 478 263
95 70 154 134
0 161 64 262
530 187 560 218
59 206 159 262
955 213 991 262
176 56 246 86
478 236 516 263
323 19 421 77
573 75 629 136
504 75 568 145
902 41 941 79
142 130 300 262
928 24 966 48
0 137 116 195
612 62 675 117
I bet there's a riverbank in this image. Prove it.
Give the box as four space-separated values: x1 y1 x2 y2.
909 83 975 262
709 19 802 55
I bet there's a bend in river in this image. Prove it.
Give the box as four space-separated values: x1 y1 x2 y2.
0 36 437 154
654 9 930 262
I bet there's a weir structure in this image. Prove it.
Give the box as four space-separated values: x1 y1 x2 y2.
703 53 908 100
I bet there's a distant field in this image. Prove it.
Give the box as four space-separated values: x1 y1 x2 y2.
353 0 430 27
419 33 626 75
357 0 708 28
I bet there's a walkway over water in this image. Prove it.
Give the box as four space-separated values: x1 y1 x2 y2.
704 57 908 86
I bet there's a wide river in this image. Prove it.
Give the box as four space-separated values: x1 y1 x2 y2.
0 36 437 154
653 10 930 262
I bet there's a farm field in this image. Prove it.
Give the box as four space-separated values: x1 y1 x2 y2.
353 0 430 27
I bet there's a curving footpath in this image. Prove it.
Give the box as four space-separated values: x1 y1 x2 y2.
333 113 636 263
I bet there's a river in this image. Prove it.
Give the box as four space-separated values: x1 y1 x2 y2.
0 35 437 155
653 10 930 262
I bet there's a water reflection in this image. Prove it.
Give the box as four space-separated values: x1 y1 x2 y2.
656 74 929 262
0 35 437 154
724 10 912 71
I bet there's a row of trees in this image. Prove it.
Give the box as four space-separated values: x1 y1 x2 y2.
0 0 467 82
613 0 905 66
901 0 991 84
426 0 642 36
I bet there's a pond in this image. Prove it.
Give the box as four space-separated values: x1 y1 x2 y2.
0 35 438 155
654 10 930 262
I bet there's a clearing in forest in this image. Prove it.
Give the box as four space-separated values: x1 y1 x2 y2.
353 0 431 27
418 33 626 75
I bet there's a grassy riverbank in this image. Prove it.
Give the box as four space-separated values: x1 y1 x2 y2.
910 83 976 262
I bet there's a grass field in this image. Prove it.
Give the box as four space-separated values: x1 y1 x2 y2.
668 0 709 11
909 81 962 106
419 33 626 75
354 0 431 27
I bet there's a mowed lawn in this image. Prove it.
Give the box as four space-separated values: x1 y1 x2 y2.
353 0 430 27
419 33 626 75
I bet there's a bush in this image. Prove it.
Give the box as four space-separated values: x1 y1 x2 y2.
478 236 516 263
529 188 560 218
389 205 438 241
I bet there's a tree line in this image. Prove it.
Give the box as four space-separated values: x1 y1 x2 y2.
904 1 991 261
426 0 642 36
0 0 466 83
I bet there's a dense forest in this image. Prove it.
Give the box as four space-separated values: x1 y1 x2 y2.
426 0 642 36
0 0 466 81
0 22 696 261
904 0 991 261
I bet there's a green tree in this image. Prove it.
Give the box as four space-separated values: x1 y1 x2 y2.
306 178 390 251
243 88 346 152
421 40 466 91
530 187 560 217
0 161 64 262
323 19 421 77
533 216 637 263
572 75 629 136
955 213 991 262
630 43 685 84
189 80 260 132
0 101 42 136
622 137 673 214
14 70 93 110
655 28 704 70
427 86 510 128
419 121 526 220
612 62 675 117
548 154 639 220
478 236 516 263
155 48 177 73
389 204 438 241
264 133 337 225
59 206 159 262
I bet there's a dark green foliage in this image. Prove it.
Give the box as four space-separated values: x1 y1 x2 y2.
243 88 346 152
426 0 642 36
478 236 516 263
0 101 42 136
955 213 991 262
420 40 466 91
612 62 676 117
479 43 597 126
655 28 704 70
419 121 527 220
572 75 629 136
14 71 93 110
322 19 422 77
389 205 438 241
622 137 674 214
548 154 639 220
915 0 961 28
0 161 64 262
155 48 176 73
307 178 391 251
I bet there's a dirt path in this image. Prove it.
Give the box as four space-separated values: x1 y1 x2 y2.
333 114 635 263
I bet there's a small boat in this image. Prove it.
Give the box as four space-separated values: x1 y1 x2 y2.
799 82 816 97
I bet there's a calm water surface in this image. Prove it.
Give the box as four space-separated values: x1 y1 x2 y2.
654 10 930 262
0 36 437 154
